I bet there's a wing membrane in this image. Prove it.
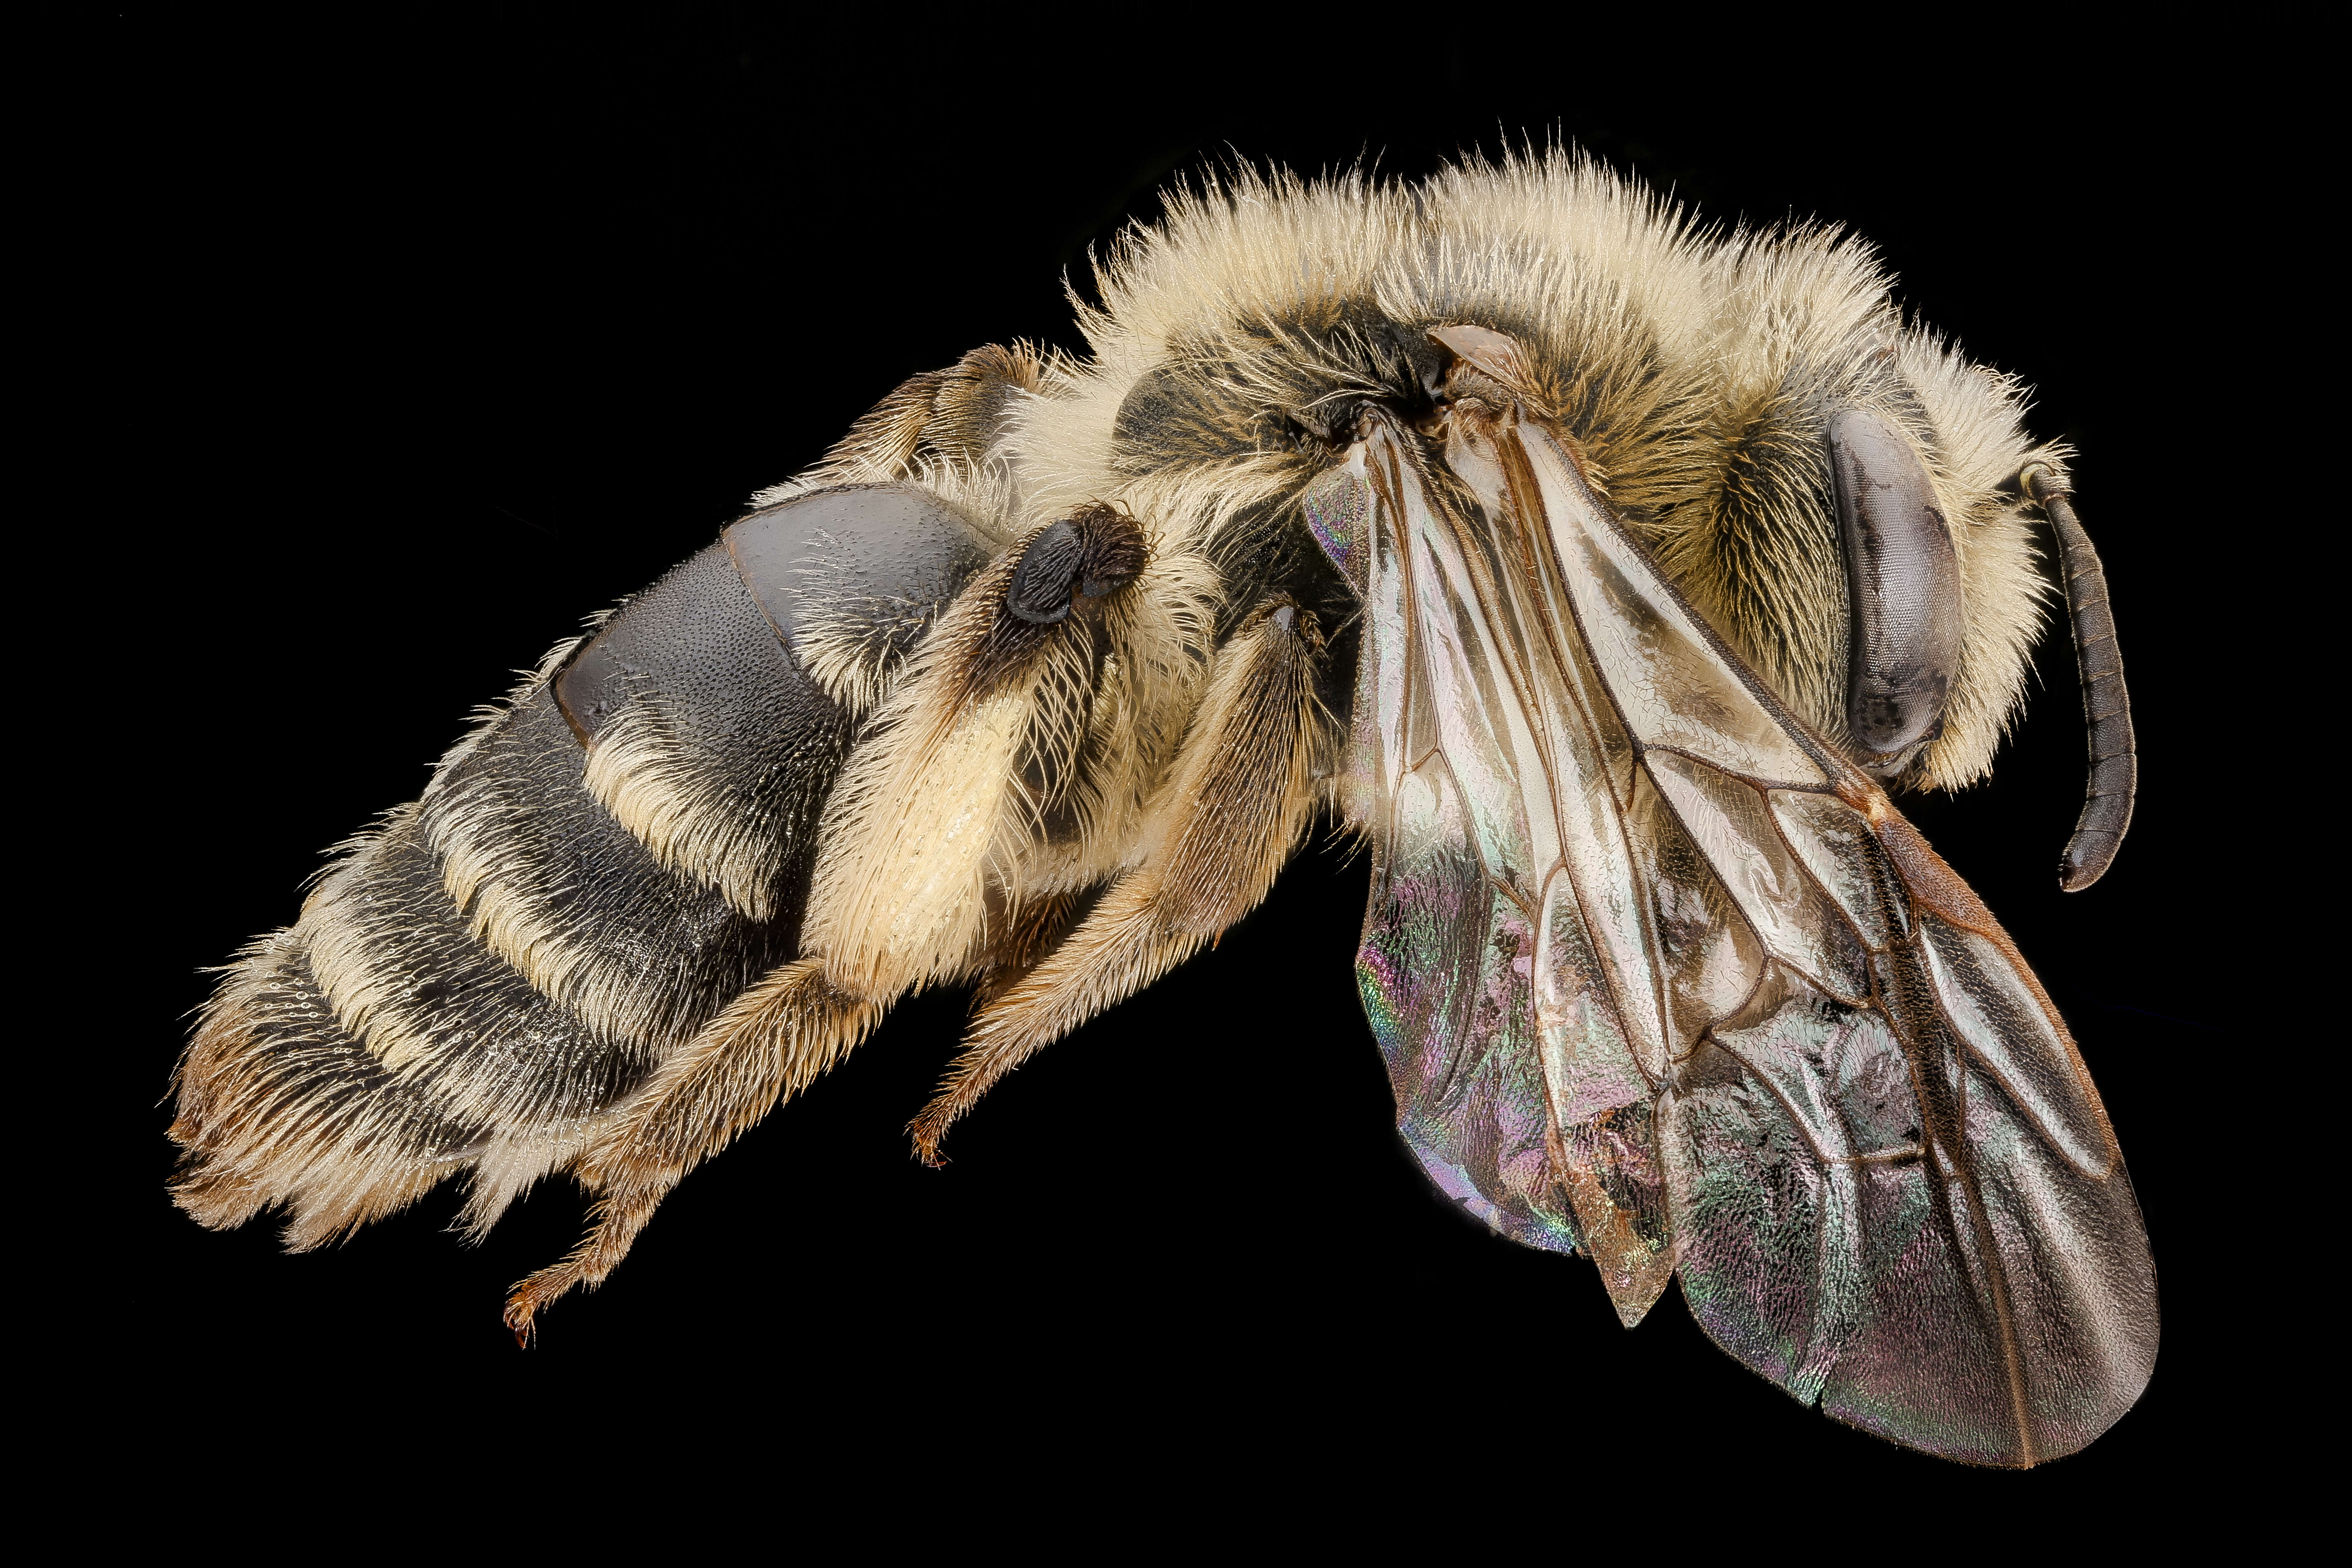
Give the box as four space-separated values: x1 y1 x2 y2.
1341 399 2156 1464
1350 423 1678 1321
1345 446 1577 1255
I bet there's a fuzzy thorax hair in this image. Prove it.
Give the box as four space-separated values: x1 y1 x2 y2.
936 150 2062 791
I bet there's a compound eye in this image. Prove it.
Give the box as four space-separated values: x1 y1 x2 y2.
1827 408 1960 773
1007 520 1083 625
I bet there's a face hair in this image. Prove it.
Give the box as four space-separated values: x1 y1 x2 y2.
172 150 2145 1464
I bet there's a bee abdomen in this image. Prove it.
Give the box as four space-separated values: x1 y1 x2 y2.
425 690 803 1053
555 535 854 920
173 484 993 1241
307 804 657 1122
174 771 728 1245
173 927 495 1245
430 486 991 1049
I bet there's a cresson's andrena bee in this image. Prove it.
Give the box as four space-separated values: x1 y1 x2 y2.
173 152 2149 1466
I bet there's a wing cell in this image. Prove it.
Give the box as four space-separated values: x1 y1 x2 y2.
1511 425 1828 789
1917 913 2117 1180
1768 788 1908 947
1648 751 1874 1006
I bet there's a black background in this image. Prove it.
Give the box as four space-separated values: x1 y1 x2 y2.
93 4 2267 1522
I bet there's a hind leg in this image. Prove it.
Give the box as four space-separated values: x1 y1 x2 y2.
503 960 878 1339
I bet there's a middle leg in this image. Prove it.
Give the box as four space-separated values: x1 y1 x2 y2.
909 596 1334 1162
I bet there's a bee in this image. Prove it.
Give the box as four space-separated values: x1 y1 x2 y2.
170 150 2150 1467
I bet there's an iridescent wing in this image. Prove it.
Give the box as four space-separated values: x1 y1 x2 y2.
1316 365 2156 1466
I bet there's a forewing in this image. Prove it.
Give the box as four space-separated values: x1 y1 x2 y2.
1334 394 2156 1465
